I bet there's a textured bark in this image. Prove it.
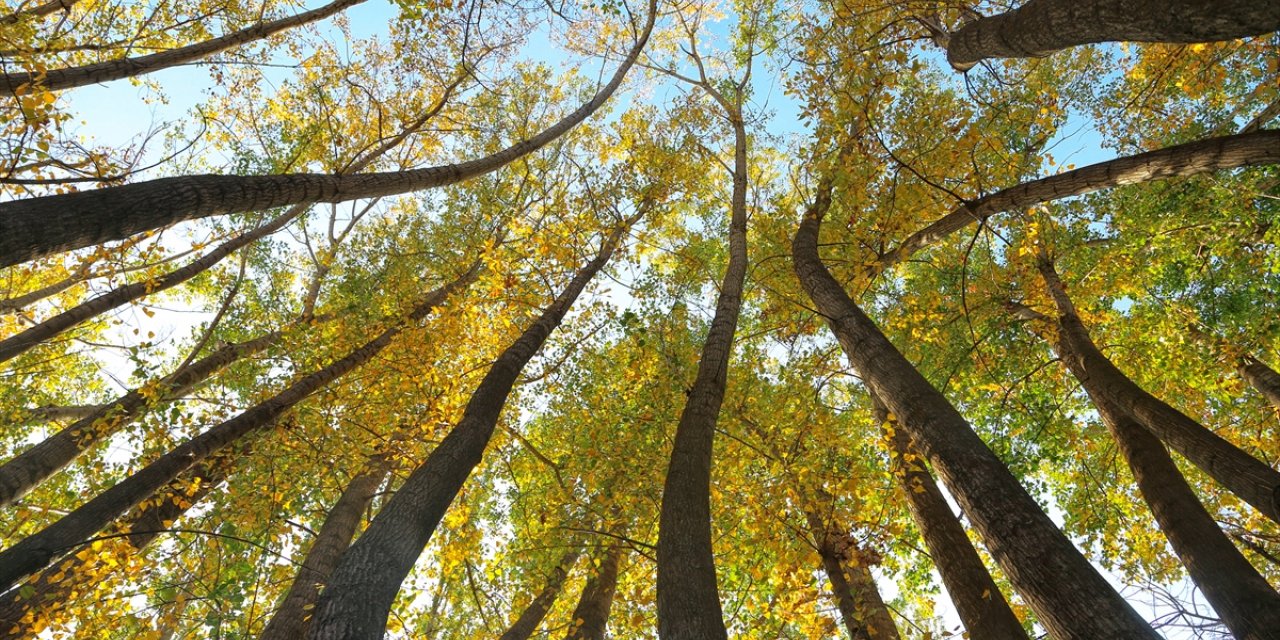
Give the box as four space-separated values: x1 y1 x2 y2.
259 455 393 640
0 275 81 314
20 405 101 422
0 452 232 636
0 3 656 268
946 0 1280 70
1038 261 1280 525
1 0 366 93
0 0 80 24
1240 355 1280 412
803 510 900 640
875 130 1280 277
565 545 622 640
792 190 1158 638
499 550 582 640
306 222 631 640
0 328 284 508
0 262 478 593
655 117 747 640
872 398 1029 640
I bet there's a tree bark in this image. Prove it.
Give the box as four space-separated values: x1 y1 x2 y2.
802 509 900 640
1240 355 1280 412
656 115 748 640
499 550 582 640
0 260 480 593
946 0 1280 71
874 130 1280 278
792 185 1158 639
0 2 656 268
306 221 632 640
0 0 80 24
871 398 1029 640
1 0 367 93
564 545 622 640
1037 261 1280 525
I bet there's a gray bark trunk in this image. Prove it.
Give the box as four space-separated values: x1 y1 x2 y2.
803 509 900 640
1240 355 1280 412
499 550 582 640
565 545 622 640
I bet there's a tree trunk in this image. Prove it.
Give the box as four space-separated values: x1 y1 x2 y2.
565 545 622 640
946 0 1280 70
1038 261 1280 525
499 550 582 640
1240 355 1280 412
0 0 80 24
305 221 633 640
875 130 1280 277
0 2 656 268
792 185 1158 639
1 0 367 93
803 509 900 640
0 260 480 593
0 327 285 508
259 454 393 640
656 116 748 640
872 398 1029 640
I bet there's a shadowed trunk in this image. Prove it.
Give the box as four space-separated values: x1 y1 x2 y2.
306 220 633 640
0 2 656 268
565 545 622 640
1240 355 1280 412
0 259 480 593
499 550 582 640
946 0 1280 70
0 0 80 24
792 180 1158 639
803 509 900 640
656 114 748 640
1037 261 1280 525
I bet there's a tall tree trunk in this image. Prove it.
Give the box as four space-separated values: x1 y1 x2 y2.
258 453 394 640
1 0 367 93
946 0 1280 70
0 327 287 507
792 184 1158 639
0 0 80 24
656 115 748 640
803 509 900 640
875 130 1280 277
1037 260 1280 524
565 545 622 640
0 1 657 268
0 259 481 593
499 550 582 640
1240 355 1280 412
872 398 1029 640
306 220 634 640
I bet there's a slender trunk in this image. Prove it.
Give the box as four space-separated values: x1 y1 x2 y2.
0 274 81 314
1240 355 1280 412
0 0 80 24
565 545 622 640
0 2 656 268
656 117 748 640
792 186 1158 638
1 0 367 93
875 130 1280 277
1038 261 1280 524
0 260 480 593
306 221 633 640
499 550 582 640
0 451 234 636
259 454 393 640
872 398 1029 640
802 510 900 640
946 0 1280 70
0 327 286 508
20 405 101 422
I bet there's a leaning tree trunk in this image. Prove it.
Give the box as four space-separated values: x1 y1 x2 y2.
792 183 1158 639
306 220 634 640
1 0 367 93
0 0 656 268
1239 354 1280 412
0 259 481 593
499 550 582 640
802 509 900 640
565 544 622 640
655 115 748 640
1037 260 1280 525
871 397 1029 640
945 0 1280 70
874 130 1280 278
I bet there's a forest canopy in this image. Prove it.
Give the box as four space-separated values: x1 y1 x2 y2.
0 0 1278 638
